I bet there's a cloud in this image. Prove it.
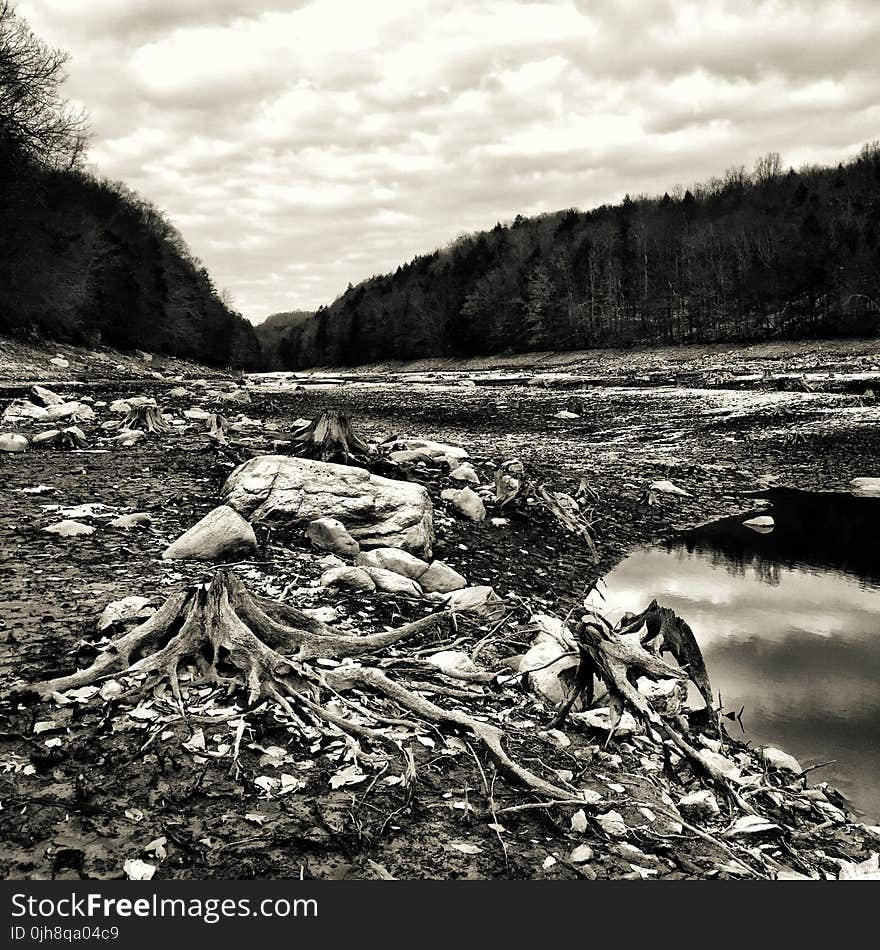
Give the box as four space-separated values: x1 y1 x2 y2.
15 0 880 320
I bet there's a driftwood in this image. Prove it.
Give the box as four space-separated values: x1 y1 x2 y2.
557 609 754 813
26 572 579 801
495 458 599 561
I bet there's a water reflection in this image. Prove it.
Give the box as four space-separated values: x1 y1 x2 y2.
592 490 880 821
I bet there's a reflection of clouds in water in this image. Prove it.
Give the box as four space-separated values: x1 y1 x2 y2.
595 544 880 820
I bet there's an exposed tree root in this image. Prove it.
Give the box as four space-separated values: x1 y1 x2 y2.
287 411 374 464
25 571 578 802
120 404 171 434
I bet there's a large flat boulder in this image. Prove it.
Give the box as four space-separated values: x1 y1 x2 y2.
221 455 434 556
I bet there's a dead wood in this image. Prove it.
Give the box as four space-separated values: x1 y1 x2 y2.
287 411 374 464
23 571 579 802
120 403 171 434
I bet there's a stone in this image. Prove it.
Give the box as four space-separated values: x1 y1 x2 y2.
418 561 467 593
98 596 154 632
355 547 429 579
3 400 48 422
0 433 28 452
221 455 434 556
162 505 258 561
636 676 685 716
851 477 880 498
449 463 480 485
649 479 691 496
677 789 721 820
46 401 94 422
743 514 774 533
49 356 70 368
362 568 423 597
110 512 152 529
444 585 500 613
441 486 486 522
44 520 95 537
306 518 360 557
31 385 65 406
759 746 803 774
167 387 190 398
320 566 376 592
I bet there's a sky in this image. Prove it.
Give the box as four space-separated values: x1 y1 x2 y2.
15 0 880 323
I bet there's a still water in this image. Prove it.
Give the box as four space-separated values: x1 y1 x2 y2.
592 490 880 821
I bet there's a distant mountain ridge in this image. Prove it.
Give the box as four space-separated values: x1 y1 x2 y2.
255 311 313 369
265 146 880 370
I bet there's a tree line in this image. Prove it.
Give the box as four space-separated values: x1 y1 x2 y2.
0 2 260 368
273 145 880 368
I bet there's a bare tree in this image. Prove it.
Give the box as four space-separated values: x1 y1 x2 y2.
0 0 87 172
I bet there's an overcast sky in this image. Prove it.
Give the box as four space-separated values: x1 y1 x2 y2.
16 0 880 323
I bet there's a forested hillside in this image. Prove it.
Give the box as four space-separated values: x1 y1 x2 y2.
275 147 880 368
0 2 260 369
255 311 313 369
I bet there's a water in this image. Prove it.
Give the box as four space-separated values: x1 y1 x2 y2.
592 490 880 821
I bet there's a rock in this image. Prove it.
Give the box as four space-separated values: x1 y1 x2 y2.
49 356 70 368
221 455 434 556
110 512 152 529
31 385 64 406
167 387 190 398
183 407 211 420
851 477 880 498
698 748 743 784
317 553 346 569
743 514 774 533
98 596 154 632
554 410 580 419
595 811 628 837
320 566 376 592
306 518 360 556
520 625 581 705
386 439 468 465
32 430 62 445
362 568 423 597
759 747 803 774
44 520 95 537
677 789 721 820
0 433 28 452
109 399 132 413
418 560 467 593
649 479 691 497
570 844 594 864
424 650 478 674
3 399 49 422
46 401 94 422
162 505 258 561
571 707 642 738
355 547 429 578
444 585 501 613
441 486 486 522
449 463 480 485
636 676 685 716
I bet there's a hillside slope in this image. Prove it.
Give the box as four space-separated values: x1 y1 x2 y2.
272 147 880 369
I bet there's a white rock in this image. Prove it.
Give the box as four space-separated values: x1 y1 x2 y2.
677 789 721 820
110 512 152 529
418 561 467 593
441 486 486 522
306 518 360 557
425 651 478 674
222 455 434 556
520 629 580 705
44 520 95 537
31 385 65 406
0 433 28 452
570 844 594 863
554 410 580 419
167 387 190 398
649 480 691 497
595 811 627 837
99 596 154 631
162 505 257 561
698 748 743 784
49 356 70 368
850 477 880 498
3 400 48 422
759 746 803 774
636 676 685 716
362 567 423 597
320 566 376 592
444 586 501 614
355 547 429 579
744 514 774 533
449 463 480 485
571 707 642 738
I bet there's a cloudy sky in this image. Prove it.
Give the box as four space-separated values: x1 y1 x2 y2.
16 0 880 322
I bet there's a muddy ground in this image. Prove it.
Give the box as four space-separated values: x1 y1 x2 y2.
1 338 879 880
